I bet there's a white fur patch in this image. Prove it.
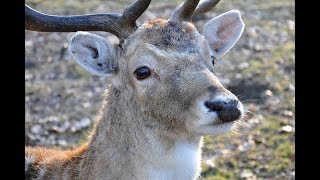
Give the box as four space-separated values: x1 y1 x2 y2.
199 102 219 126
149 140 201 180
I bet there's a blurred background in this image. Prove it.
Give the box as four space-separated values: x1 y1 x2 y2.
25 0 295 179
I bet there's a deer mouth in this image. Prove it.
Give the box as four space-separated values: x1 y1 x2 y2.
211 119 238 126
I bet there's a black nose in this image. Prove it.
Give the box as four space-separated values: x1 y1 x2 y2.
204 100 241 122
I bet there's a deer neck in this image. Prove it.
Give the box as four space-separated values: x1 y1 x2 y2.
82 85 203 179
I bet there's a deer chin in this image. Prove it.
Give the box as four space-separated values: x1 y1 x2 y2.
196 122 235 137
190 115 237 137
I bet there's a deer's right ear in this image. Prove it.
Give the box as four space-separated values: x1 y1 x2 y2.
69 32 118 76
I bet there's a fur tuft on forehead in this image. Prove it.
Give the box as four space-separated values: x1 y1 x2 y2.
139 19 200 53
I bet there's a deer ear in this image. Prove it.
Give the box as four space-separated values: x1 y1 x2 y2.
202 10 245 58
69 32 118 76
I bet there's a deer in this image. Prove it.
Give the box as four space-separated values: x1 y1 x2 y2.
25 0 245 179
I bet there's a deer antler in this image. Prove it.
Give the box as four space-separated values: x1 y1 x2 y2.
25 0 152 43
172 0 221 21
171 0 200 21
193 0 221 16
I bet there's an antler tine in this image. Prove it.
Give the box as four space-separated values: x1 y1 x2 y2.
171 0 200 22
193 0 221 16
122 0 152 24
25 0 152 43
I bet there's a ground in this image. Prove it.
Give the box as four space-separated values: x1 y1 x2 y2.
25 0 295 179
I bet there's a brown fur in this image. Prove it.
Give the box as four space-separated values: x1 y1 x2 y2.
25 143 87 179
141 19 199 53
26 18 240 179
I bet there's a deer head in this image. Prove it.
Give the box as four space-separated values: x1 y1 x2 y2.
25 0 245 137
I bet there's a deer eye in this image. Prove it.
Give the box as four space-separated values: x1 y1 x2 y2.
211 55 217 66
134 66 151 80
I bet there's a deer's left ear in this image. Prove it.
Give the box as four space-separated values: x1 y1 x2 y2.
202 10 245 58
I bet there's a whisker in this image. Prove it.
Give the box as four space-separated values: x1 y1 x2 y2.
244 111 255 115
241 99 260 103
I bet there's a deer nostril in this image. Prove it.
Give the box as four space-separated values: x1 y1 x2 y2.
204 101 225 112
219 107 241 123
205 100 242 122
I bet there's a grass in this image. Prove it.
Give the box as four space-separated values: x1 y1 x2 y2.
201 114 294 179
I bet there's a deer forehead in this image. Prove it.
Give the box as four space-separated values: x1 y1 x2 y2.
123 19 212 74
124 19 209 56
